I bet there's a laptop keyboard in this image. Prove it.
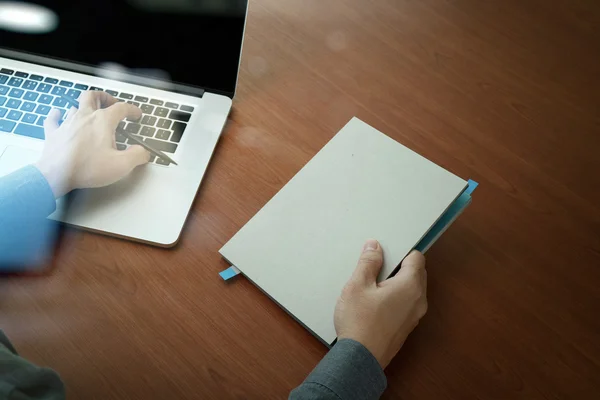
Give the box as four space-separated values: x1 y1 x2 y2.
0 67 195 165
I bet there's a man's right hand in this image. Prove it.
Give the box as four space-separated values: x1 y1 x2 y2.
334 240 428 369
35 91 150 198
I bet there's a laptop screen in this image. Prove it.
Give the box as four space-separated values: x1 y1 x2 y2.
0 0 248 97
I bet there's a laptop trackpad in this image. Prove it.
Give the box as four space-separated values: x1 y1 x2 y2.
0 146 40 177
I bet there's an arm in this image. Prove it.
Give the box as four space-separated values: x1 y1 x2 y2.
290 241 427 400
1 91 149 269
0 165 56 224
0 91 150 396
0 166 58 269
289 339 386 400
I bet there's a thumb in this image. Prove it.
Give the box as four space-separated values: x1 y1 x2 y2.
110 145 150 177
350 239 384 287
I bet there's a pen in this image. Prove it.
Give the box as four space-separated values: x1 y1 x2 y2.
60 95 178 166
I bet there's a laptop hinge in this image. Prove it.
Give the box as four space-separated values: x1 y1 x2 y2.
0 48 205 98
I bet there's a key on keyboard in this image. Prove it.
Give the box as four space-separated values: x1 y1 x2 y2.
52 97 68 107
23 80 37 90
125 123 141 134
15 123 44 139
7 99 21 109
39 94 53 104
35 104 50 115
168 110 191 122
21 102 36 112
157 119 171 129
36 83 52 93
154 107 168 117
181 105 194 112
51 86 66 96
66 89 81 99
0 119 15 132
127 136 143 145
7 77 23 87
23 113 37 124
7 110 22 120
141 115 156 126
140 126 155 137
24 91 39 101
140 104 154 114
170 122 186 143
145 138 177 153
156 129 170 140
8 88 24 98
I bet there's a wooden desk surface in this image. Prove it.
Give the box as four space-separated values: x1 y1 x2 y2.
2 0 599 398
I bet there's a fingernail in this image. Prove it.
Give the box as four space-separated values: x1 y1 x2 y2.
363 239 378 252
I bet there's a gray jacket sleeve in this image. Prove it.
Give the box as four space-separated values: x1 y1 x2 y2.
289 339 387 400
0 331 65 400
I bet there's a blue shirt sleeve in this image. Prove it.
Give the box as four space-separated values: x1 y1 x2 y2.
0 165 58 270
289 339 387 400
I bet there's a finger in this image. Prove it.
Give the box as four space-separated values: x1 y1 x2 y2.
109 145 150 177
100 102 142 128
44 108 61 133
64 106 78 123
79 90 118 111
350 239 384 287
384 250 426 290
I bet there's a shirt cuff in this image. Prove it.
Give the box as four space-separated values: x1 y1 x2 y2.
2 165 57 219
303 339 387 400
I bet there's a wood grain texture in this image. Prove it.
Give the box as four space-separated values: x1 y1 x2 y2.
2 0 600 398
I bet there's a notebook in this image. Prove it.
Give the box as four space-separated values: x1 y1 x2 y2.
219 117 469 345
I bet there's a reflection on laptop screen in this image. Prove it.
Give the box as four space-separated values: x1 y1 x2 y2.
0 0 248 96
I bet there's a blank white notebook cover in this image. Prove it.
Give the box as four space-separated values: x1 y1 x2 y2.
220 117 467 345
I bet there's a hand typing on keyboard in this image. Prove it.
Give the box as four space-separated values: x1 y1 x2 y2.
35 91 150 198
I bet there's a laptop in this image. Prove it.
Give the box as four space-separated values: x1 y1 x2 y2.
0 0 248 247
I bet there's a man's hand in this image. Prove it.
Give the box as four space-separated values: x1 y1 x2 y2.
334 239 427 369
35 91 150 198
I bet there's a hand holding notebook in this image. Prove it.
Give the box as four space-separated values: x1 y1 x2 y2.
335 241 427 368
